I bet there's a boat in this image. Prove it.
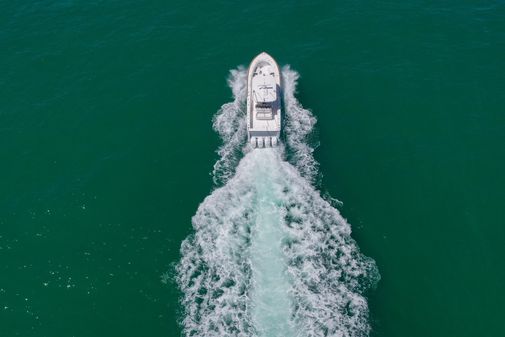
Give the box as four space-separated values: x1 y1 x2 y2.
247 52 281 148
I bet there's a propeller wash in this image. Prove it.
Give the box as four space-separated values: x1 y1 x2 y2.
176 55 380 337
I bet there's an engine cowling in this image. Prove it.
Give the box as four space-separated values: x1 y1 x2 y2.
257 137 264 148
264 137 271 147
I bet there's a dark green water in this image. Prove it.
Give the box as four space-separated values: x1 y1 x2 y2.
1 1 505 336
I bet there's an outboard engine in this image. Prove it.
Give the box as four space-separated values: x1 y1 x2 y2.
257 137 264 148
264 137 271 147
250 135 280 149
271 136 278 147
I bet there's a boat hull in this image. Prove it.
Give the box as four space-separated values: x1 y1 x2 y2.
247 52 281 148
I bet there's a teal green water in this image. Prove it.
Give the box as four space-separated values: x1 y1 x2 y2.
1 1 505 336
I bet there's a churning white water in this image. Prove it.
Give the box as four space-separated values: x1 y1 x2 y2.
176 67 379 337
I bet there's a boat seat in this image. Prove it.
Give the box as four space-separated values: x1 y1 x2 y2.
256 107 273 120
256 112 273 120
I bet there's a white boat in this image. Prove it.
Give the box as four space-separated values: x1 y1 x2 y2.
247 52 281 148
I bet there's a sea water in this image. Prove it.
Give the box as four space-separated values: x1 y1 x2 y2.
177 68 379 337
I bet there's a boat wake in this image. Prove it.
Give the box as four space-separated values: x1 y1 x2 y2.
176 67 379 337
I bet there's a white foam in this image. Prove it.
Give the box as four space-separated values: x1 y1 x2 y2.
281 66 319 183
212 67 248 186
177 66 379 337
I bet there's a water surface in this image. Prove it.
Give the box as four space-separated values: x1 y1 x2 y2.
1 1 504 336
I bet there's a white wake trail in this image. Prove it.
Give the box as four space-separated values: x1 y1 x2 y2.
176 67 379 337
282 66 319 183
248 150 297 337
212 67 248 186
